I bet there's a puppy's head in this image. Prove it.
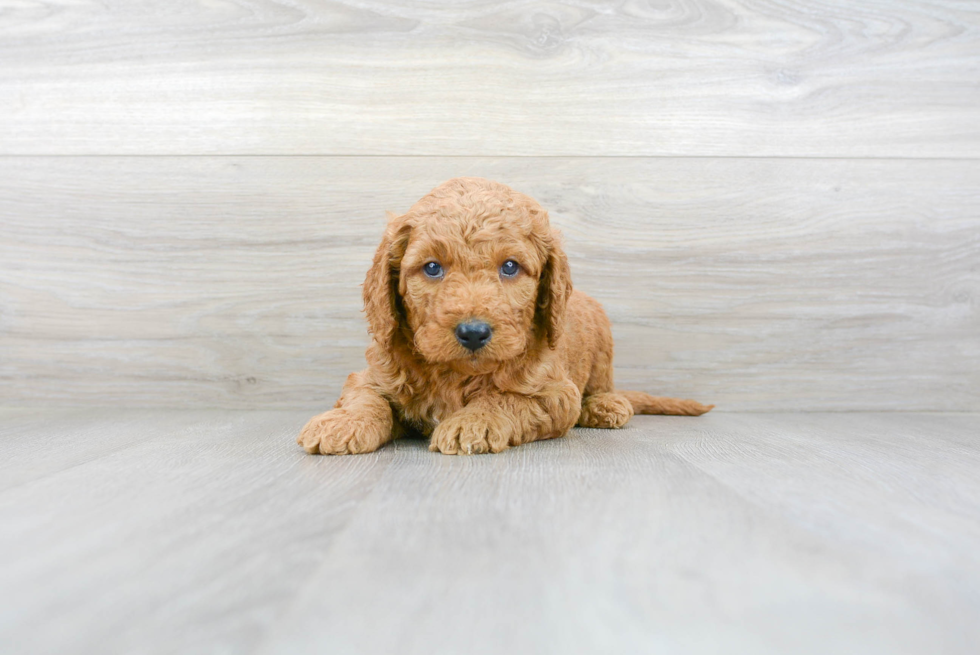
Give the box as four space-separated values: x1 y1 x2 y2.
363 177 572 371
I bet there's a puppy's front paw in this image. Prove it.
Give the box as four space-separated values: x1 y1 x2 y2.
429 411 515 455
297 409 388 455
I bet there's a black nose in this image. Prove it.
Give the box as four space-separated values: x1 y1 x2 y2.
455 321 492 351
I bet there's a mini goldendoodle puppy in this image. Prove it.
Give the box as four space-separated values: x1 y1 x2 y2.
299 177 712 455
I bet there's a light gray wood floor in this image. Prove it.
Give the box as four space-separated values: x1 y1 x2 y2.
1 410 977 654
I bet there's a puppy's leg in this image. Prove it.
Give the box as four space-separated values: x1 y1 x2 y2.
297 371 394 455
578 392 634 429
430 380 581 455
576 322 634 428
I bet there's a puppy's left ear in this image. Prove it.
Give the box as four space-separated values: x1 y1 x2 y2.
537 230 573 349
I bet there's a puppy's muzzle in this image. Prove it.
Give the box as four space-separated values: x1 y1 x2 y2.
455 321 492 351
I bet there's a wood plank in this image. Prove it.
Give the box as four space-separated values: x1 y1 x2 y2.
0 409 391 654
0 408 219 492
3 410 976 653
1 156 977 411
263 413 980 655
1 1 978 156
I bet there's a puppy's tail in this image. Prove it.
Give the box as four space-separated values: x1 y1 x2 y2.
619 390 714 416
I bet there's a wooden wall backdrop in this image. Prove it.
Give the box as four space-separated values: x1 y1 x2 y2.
0 1 978 411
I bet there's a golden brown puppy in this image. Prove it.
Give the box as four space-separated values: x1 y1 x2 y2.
298 177 712 455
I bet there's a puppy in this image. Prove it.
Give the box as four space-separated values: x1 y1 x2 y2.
298 177 712 455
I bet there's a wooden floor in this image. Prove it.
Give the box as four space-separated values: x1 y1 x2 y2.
0 410 977 654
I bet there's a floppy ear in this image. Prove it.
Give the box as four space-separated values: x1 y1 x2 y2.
363 214 411 349
536 231 573 349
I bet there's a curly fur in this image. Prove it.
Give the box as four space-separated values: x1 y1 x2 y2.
298 178 713 456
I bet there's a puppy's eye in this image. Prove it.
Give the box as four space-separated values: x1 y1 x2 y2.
500 260 520 278
423 261 444 279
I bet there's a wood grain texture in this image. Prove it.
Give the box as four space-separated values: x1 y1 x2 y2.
1 0 978 156
0 409 393 654
2 156 978 411
0 410 978 654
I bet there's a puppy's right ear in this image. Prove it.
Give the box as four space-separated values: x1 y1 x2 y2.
363 213 411 349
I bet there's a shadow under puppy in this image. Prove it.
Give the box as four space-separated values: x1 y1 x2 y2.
299 177 712 456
